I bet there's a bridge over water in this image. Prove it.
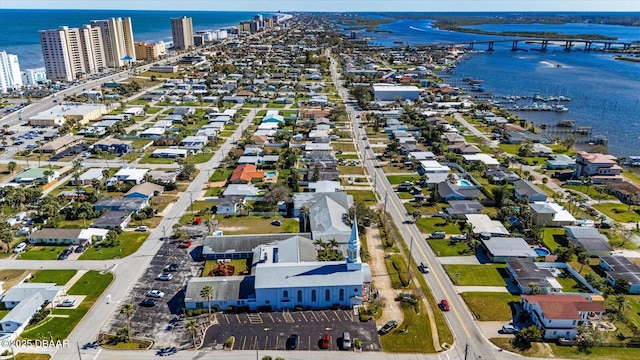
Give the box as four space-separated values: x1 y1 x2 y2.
436 37 639 52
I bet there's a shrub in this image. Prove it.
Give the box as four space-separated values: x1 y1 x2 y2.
29 308 50 325
225 336 235 349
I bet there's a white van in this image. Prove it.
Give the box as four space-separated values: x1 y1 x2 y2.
14 242 27 253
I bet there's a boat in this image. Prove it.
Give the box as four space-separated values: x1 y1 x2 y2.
554 104 569 112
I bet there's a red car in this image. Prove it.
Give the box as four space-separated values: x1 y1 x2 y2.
321 333 330 349
440 299 450 311
178 241 192 248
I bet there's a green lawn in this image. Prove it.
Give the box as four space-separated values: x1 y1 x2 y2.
138 153 175 164
562 185 616 200
542 228 567 251
19 246 67 260
188 152 215 164
332 142 357 152
346 189 377 206
202 259 250 277
460 292 519 321
20 271 113 342
29 270 77 285
594 203 640 223
549 344 640 360
427 240 473 257
386 175 418 185
215 215 299 234
443 264 507 286
379 301 435 353
79 233 149 260
415 217 461 235
338 165 366 175
210 169 232 182
15 355 51 360
555 272 583 292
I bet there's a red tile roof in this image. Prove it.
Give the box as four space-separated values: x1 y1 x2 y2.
230 164 263 183
523 295 605 320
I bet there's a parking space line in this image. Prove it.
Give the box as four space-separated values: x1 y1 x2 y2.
282 310 295 323
333 310 341 322
311 311 319 322
223 314 230 324
300 311 308 322
344 310 354 322
252 336 258 350
241 336 247 350
319 311 329 322
275 335 279 350
236 314 242 324
267 313 275 323
307 335 311 350
264 336 268 350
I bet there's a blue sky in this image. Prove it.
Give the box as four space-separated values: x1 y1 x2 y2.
2 0 638 12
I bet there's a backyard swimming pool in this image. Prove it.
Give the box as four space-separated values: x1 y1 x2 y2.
265 171 277 180
458 179 474 188
534 248 551 256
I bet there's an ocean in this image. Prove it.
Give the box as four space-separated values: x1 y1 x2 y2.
0 9 269 68
1 10 638 156
358 18 640 157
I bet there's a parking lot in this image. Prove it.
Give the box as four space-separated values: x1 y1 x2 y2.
101 237 206 349
203 309 381 351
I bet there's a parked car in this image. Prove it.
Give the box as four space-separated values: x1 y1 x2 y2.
502 325 519 334
378 320 398 335
597 221 612 229
440 299 451 311
147 289 165 298
320 333 330 349
177 241 191 248
429 231 446 239
341 332 351 350
135 226 148 232
418 262 430 274
163 263 179 272
58 299 76 307
140 298 157 307
156 273 172 281
13 242 27 253
450 234 467 241
433 212 447 218
271 220 282 226
75 244 88 253
286 334 298 350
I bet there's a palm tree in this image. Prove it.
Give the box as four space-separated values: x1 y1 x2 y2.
300 206 309 232
577 250 589 273
200 285 214 320
119 303 134 342
528 282 542 295
186 319 201 348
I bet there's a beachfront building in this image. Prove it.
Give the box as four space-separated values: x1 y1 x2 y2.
372 84 420 101
134 41 166 61
573 151 623 184
0 51 23 93
90 17 136 68
21 67 48 86
171 16 194 50
39 25 107 81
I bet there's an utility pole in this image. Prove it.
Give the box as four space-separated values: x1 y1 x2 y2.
77 342 82 360
382 191 388 222
464 342 469 360
408 236 414 279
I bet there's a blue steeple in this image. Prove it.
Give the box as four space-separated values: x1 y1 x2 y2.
347 214 361 270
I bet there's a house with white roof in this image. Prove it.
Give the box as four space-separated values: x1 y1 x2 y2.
0 282 65 338
113 167 149 184
180 135 208 152
530 202 576 227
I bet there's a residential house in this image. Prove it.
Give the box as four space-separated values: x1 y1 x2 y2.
514 179 548 203
448 143 481 155
293 192 354 244
418 161 451 186
71 168 108 186
564 226 612 257
148 170 179 184
308 181 342 193
481 237 538 263
90 210 132 230
0 282 65 337
124 183 164 199
92 138 134 155
438 182 482 201
216 195 246 215
521 294 605 339
27 228 109 245
547 154 576 170
112 167 149 184
229 164 264 184
530 202 576 227
151 148 189 158
223 184 262 201
13 168 60 185
606 181 640 205
485 167 520 184
446 200 483 218
94 197 148 213
506 258 563 294
599 256 640 294
573 151 623 184
463 154 500 167
139 127 166 139
465 214 510 237
180 136 208 152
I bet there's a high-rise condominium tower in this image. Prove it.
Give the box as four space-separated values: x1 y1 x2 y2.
90 17 136 67
171 16 194 50
39 25 106 82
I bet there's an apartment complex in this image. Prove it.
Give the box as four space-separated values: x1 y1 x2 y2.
134 41 166 61
0 51 23 93
171 16 194 50
90 17 136 68
39 25 107 82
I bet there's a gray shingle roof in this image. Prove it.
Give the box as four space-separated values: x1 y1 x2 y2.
254 262 371 289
